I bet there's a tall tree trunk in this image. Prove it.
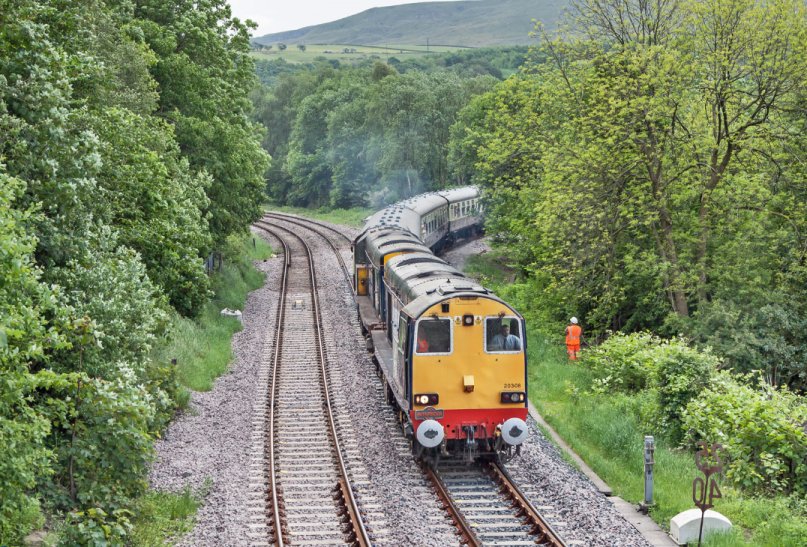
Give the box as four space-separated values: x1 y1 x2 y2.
648 157 689 317
697 144 733 305
656 204 689 316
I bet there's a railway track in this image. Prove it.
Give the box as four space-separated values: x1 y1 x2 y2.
263 212 354 245
250 220 370 546
427 460 567 547
263 212 353 281
257 214 569 547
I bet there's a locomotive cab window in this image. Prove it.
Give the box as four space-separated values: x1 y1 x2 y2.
485 317 522 353
415 318 452 354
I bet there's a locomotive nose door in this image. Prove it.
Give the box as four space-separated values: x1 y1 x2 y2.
356 265 369 296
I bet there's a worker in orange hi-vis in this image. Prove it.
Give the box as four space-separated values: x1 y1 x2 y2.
417 331 429 353
565 317 582 360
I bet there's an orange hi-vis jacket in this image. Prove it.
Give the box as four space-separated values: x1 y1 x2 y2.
565 324 582 347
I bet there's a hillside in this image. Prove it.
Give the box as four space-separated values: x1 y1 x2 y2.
254 0 568 47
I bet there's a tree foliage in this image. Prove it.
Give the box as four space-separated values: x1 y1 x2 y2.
131 0 270 246
0 172 66 541
452 0 807 389
0 0 268 542
257 62 496 207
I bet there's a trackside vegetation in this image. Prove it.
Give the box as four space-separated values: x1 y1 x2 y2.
153 235 273 393
1 0 269 544
465 254 807 544
447 2 807 539
262 0 807 537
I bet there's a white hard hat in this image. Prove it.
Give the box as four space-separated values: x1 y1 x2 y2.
570 317 578 324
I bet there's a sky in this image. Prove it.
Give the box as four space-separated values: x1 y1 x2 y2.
228 0 461 36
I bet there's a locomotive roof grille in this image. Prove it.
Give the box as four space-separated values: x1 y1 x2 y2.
397 257 444 266
437 283 485 295
379 239 419 247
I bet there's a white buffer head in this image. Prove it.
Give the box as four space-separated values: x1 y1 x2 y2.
501 417 528 445
416 419 445 448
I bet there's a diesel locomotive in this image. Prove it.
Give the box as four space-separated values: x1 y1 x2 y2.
353 187 529 462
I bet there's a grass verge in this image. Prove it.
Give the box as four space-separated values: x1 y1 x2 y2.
465 251 807 546
529 344 807 546
131 234 272 543
129 488 202 546
152 234 273 391
266 203 374 228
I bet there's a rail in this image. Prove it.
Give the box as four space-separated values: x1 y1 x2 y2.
255 221 370 546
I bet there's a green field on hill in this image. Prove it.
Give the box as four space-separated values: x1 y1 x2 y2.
251 43 470 64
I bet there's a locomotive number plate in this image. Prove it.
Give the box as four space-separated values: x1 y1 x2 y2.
504 383 522 389
414 407 444 420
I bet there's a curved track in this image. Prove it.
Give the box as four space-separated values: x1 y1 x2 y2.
259 213 571 547
263 212 353 283
252 220 369 546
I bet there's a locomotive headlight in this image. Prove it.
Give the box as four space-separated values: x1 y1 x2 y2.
414 393 439 406
500 391 526 403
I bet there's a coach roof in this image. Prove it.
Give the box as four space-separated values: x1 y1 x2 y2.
438 186 479 203
399 193 449 216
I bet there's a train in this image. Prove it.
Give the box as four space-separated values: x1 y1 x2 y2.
352 187 529 463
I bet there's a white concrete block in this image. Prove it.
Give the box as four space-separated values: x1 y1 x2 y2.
670 509 732 545
220 308 243 323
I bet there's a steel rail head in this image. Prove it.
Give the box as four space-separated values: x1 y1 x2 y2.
258 219 371 546
422 463 483 547
301 227 372 547
264 211 353 244
254 223 290 547
263 213 353 283
488 461 568 547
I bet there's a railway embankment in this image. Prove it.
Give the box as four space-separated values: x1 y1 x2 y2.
457 244 807 546
143 234 277 544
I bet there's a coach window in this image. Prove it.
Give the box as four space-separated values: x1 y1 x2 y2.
484 316 523 353
415 318 452 354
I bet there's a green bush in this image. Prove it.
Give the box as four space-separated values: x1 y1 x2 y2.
582 332 661 392
0 173 67 544
653 342 719 440
143 356 186 433
59 507 132 547
39 374 154 513
49 234 170 381
582 333 719 440
683 372 807 496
